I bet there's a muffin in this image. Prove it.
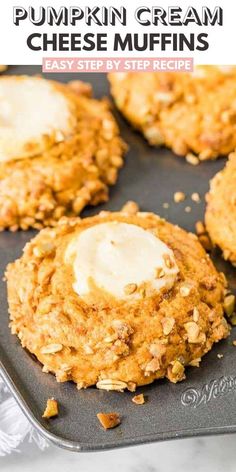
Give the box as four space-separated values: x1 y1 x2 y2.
0 75 126 230
108 66 236 160
205 152 236 265
6 203 229 390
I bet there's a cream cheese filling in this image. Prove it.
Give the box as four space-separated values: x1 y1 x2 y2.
65 222 179 301
0 76 74 163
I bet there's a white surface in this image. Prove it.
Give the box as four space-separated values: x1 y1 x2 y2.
1 435 236 471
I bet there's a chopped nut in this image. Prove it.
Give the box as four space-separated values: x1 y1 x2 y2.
185 206 191 213
174 191 186 203
145 358 160 373
127 381 136 392
97 412 120 430
189 358 201 367
163 202 169 209
163 253 174 269
191 193 200 203
149 343 167 358
180 285 191 297
186 153 199 166
232 340 236 346
33 242 55 258
195 221 206 235
184 322 206 344
121 201 139 215
162 317 175 335
155 267 165 278
124 283 137 295
96 379 128 392
223 294 235 318
132 394 145 405
217 353 224 359
41 343 63 354
193 307 199 322
171 360 185 376
42 398 58 418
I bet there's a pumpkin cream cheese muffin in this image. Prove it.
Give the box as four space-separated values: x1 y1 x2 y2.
108 66 236 160
0 75 126 230
6 203 229 390
205 152 236 266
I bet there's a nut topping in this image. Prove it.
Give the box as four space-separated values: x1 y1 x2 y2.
124 283 137 295
97 412 120 429
132 394 145 405
42 398 58 418
96 379 128 392
41 343 63 354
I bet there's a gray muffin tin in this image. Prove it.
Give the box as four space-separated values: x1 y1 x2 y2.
0 66 236 452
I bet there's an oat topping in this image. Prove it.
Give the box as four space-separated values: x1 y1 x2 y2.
97 412 121 429
96 379 128 392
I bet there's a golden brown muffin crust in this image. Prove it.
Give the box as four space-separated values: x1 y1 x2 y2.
205 152 236 265
109 67 236 160
6 209 229 390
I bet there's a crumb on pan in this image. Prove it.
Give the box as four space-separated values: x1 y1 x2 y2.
186 153 199 166
174 192 186 203
97 412 120 429
191 193 201 203
184 206 191 213
42 398 59 418
132 394 145 405
121 201 139 215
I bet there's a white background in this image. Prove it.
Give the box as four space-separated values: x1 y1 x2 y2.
0 0 234 65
